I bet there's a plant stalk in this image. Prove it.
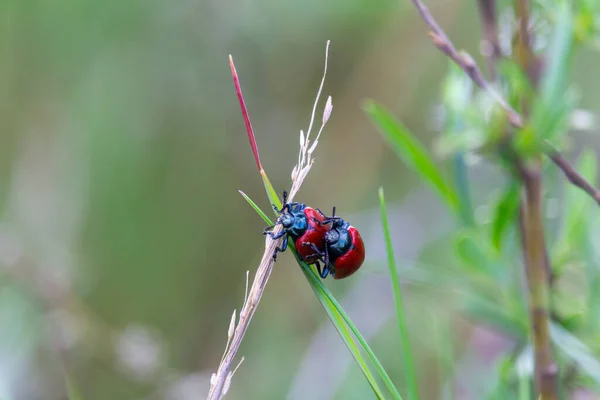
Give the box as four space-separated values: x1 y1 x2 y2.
520 163 558 400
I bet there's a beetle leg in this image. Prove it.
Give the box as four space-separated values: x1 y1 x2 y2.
263 224 277 235
274 203 292 214
301 242 325 258
315 261 330 279
269 229 287 240
282 190 288 205
272 236 288 261
274 191 291 214
310 216 327 226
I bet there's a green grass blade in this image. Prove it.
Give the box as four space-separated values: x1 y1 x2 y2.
490 181 520 251
442 63 475 227
239 190 274 226
365 101 460 214
530 1 575 143
260 170 282 215
378 188 419 400
299 261 386 399
299 258 403 399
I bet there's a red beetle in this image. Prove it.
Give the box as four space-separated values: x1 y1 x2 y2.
303 207 365 279
264 192 329 275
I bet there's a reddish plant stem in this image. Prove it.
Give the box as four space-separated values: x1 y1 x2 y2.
230 56 263 172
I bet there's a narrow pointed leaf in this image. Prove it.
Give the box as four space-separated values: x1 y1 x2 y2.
365 101 460 214
260 170 282 215
490 181 521 250
379 188 419 400
239 190 273 226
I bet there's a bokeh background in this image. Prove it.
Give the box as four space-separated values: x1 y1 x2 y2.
1 0 599 399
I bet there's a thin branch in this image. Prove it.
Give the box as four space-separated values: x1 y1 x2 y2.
549 151 600 204
409 0 600 206
410 0 523 127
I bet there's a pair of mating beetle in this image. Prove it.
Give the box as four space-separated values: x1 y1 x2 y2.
264 191 365 279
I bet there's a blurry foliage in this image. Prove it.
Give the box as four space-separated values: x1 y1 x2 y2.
0 0 599 399
365 0 600 398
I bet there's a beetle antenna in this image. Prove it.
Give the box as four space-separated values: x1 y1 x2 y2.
282 190 288 206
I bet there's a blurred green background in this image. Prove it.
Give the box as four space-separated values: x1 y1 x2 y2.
1 0 599 399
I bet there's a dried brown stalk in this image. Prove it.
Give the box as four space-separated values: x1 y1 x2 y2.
207 42 333 400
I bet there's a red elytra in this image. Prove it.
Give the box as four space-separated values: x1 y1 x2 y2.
295 207 328 264
331 226 365 279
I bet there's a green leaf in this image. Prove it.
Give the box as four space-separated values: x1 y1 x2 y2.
300 261 387 400
294 242 403 399
574 0 598 43
550 322 600 385
365 101 460 215
239 190 274 226
260 170 282 216
440 64 477 227
553 151 600 330
530 1 576 143
454 230 497 275
379 188 419 400
490 182 521 251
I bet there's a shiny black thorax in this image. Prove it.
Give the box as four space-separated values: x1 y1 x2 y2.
278 203 308 241
324 219 352 258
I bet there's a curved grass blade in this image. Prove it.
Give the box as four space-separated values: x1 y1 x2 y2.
490 181 520 251
296 251 403 400
260 170 282 216
442 63 475 227
530 1 575 143
365 101 460 215
299 262 386 400
379 188 419 400
239 190 273 226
